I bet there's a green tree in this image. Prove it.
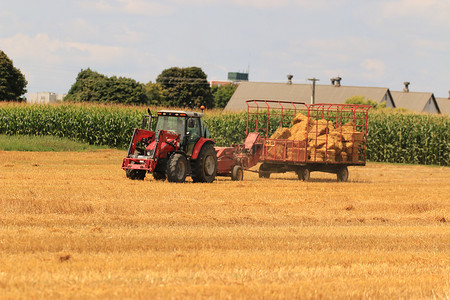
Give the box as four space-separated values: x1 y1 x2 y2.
156 67 213 108
144 81 166 106
211 83 237 108
0 50 27 101
65 68 148 105
345 95 385 109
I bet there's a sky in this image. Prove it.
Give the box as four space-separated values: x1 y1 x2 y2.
1 0 449 98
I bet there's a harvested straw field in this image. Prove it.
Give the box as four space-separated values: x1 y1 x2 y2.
1 150 449 299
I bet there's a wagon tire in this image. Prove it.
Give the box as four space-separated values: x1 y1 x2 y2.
337 166 349 182
258 163 270 178
297 168 310 181
231 165 244 181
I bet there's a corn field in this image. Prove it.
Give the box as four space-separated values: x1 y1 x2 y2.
367 112 449 166
0 103 448 166
0 103 144 148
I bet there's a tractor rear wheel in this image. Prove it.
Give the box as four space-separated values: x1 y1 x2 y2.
166 153 188 183
192 144 217 183
231 165 244 181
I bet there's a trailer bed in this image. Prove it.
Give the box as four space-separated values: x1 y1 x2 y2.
245 100 371 181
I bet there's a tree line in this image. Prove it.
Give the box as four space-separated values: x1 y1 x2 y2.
0 49 236 108
0 50 27 102
65 67 236 109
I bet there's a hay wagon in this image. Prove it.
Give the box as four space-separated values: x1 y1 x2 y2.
246 100 371 181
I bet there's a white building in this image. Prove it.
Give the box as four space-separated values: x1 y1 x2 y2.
28 92 66 104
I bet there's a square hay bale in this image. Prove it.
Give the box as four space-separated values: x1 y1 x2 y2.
308 132 343 153
308 135 327 148
344 140 361 153
335 121 354 132
338 152 348 162
286 145 300 161
265 143 286 160
270 127 291 139
336 121 364 142
344 140 362 162
292 113 309 125
288 121 308 141
308 150 324 161
309 118 334 136
326 132 344 152
308 147 337 162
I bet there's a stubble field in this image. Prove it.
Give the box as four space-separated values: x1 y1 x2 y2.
0 150 449 299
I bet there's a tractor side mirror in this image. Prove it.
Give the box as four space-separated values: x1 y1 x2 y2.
187 118 195 128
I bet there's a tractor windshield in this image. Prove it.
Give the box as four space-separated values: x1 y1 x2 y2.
155 116 186 139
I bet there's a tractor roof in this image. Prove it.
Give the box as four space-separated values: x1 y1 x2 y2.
157 110 204 118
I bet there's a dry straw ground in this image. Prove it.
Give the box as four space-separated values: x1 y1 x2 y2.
0 150 449 299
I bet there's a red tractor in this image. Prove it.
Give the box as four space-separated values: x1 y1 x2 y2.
122 109 218 183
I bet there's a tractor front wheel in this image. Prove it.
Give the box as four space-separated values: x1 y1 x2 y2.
153 171 166 181
166 153 188 183
126 169 146 180
192 144 217 183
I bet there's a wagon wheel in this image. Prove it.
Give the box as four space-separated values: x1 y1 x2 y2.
258 164 270 178
231 165 244 181
297 167 310 181
337 166 349 182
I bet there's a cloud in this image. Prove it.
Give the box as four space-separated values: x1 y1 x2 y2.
361 58 386 81
80 0 175 16
380 0 450 28
230 0 290 8
174 0 346 9
0 33 130 66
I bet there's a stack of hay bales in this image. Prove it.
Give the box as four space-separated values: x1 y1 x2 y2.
266 127 292 159
335 122 364 162
265 113 364 162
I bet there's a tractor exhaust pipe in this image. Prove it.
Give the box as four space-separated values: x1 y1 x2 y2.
141 108 153 131
147 108 152 131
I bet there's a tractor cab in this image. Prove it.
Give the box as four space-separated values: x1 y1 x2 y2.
155 110 210 154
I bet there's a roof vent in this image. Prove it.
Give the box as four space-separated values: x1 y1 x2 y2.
287 74 293 85
333 77 342 87
403 82 410 92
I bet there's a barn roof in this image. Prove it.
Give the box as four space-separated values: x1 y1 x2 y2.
390 91 438 113
436 98 450 115
225 81 392 111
